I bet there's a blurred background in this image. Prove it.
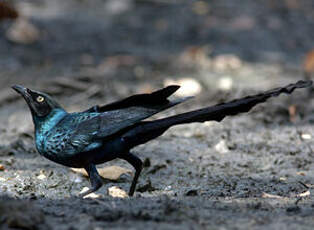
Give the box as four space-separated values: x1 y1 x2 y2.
1 0 314 96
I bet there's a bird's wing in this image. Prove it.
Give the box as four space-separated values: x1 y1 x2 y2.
65 107 167 153
77 106 162 138
67 86 192 153
83 85 187 113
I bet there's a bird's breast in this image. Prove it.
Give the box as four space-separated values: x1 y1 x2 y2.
35 131 46 155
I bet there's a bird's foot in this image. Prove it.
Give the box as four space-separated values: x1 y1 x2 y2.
79 186 101 198
80 164 103 198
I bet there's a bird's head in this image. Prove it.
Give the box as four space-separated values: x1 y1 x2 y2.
12 85 64 118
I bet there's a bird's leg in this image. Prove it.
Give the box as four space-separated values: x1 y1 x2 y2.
79 164 103 197
120 152 143 196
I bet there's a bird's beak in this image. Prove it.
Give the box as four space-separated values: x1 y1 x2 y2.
12 84 33 101
12 84 37 113
12 85 28 95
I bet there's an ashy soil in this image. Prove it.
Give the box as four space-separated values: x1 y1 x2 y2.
0 0 314 229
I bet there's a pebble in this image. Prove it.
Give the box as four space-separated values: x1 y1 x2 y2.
108 186 128 198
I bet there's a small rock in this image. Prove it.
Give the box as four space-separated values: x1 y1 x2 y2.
297 190 310 197
215 140 229 154
6 18 40 44
218 77 233 91
296 171 306 176
108 186 128 198
36 174 46 180
301 133 311 140
0 164 5 171
261 192 284 199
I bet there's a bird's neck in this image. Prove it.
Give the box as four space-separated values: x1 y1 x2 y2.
34 108 67 134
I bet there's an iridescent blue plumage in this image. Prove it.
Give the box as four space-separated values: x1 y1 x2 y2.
34 108 67 156
38 112 100 155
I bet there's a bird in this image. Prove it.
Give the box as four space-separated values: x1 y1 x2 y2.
12 80 312 197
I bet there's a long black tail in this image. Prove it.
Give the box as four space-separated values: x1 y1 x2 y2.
122 80 312 148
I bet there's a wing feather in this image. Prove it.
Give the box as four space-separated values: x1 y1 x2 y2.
83 85 181 113
49 86 191 154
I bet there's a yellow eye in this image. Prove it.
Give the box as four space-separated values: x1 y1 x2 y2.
36 96 44 103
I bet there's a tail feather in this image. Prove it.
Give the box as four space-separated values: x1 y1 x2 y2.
122 80 312 147
152 80 312 125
